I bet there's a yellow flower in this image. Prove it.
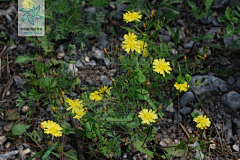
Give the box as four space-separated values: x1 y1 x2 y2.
41 120 63 137
98 85 113 94
135 40 148 53
123 11 142 23
22 0 34 9
121 32 138 53
138 109 158 125
62 91 65 98
153 58 172 77
66 98 84 113
174 81 189 92
89 91 103 101
193 115 211 130
73 108 86 119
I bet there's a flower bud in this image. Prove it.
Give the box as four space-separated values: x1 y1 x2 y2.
85 107 88 112
130 70 132 76
103 107 107 113
192 63 195 68
62 91 65 98
143 23 146 28
117 48 119 52
150 57 153 64
151 10 154 18
145 80 148 86
203 54 207 61
104 48 108 54
184 56 186 63
157 106 162 112
52 107 56 112
110 77 113 82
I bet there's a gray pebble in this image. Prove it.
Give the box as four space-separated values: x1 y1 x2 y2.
227 76 235 85
221 91 240 110
180 107 192 115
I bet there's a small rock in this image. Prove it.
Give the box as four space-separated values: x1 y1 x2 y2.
64 55 70 62
13 76 27 87
100 75 112 86
56 45 65 53
184 41 194 49
0 136 7 145
233 118 240 129
236 79 240 88
223 118 233 144
227 76 235 85
205 27 220 36
187 128 193 134
104 57 110 66
171 48 178 55
19 148 31 157
57 53 65 59
5 90 11 96
116 4 128 13
159 138 173 146
180 107 192 115
92 47 105 60
212 19 219 26
97 32 108 47
67 64 78 76
180 92 195 106
122 153 128 159
89 60 96 66
232 144 239 152
192 108 204 116
165 103 175 113
22 106 29 113
5 142 11 149
159 34 170 42
5 14 12 24
3 123 14 132
219 57 231 65
75 60 84 68
190 75 227 95
85 56 90 63
219 84 228 92
200 16 212 24
0 150 19 160
221 91 240 110
223 36 238 49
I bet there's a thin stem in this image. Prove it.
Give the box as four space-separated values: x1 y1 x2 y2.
141 126 151 148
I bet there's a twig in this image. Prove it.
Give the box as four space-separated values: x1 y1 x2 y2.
0 46 7 78
178 94 180 139
1 73 13 99
180 122 190 139
8 137 41 149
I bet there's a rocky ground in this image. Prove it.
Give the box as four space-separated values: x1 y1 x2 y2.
1 0 240 159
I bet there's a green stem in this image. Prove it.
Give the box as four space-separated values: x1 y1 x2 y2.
25 132 44 150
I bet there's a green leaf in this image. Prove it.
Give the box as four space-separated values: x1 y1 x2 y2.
15 54 38 63
135 89 149 100
85 122 96 139
93 123 103 144
174 27 179 49
133 139 154 158
192 34 214 42
71 78 80 92
32 130 44 142
64 150 78 160
161 144 186 157
138 73 146 83
42 142 58 160
29 151 45 160
203 0 213 17
12 123 31 135
115 0 130 4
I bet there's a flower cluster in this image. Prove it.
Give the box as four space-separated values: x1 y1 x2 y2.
41 120 63 137
89 85 113 102
174 81 189 92
152 58 172 77
121 32 149 56
194 115 211 130
66 98 86 119
138 109 158 125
